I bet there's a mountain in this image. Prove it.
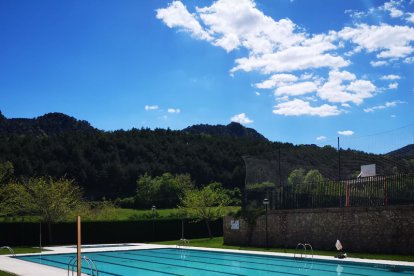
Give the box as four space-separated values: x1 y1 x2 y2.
0 111 97 136
0 111 412 200
182 122 268 141
387 144 414 159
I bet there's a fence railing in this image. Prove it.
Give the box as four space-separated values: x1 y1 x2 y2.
245 173 414 210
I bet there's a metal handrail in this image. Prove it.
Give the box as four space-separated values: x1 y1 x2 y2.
304 243 314 259
294 243 314 259
294 243 306 259
67 255 99 276
176 238 190 248
0 246 15 256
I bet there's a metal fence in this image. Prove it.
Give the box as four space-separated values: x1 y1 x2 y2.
245 173 414 210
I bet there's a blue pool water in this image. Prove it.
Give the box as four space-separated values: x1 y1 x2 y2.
15 248 414 275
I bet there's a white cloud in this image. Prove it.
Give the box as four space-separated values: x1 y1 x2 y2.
167 108 181 113
407 12 414 23
363 100 404 112
255 74 298 89
316 136 327 141
370 60 388 67
300 73 313 80
230 113 253 124
404 56 414 63
275 81 318 96
156 0 409 117
145 105 159 111
231 37 349 74
382 0 404 18
339 24 414 59
158 0 348 74
195 0 305 54
317 70 376 105
156 1 212 41
338 130 354 136
381 74 401 80
388 82 399 89
273 99 342 117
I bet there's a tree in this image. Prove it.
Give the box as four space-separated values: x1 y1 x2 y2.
3 177 83 243
135 173 193 208
304 169 324 184
0 161 14 185
180 182 232 239
287 168 305 187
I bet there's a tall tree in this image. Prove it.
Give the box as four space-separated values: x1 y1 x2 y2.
288 168 305 187
304 169 324 184
180 182 232 239
0 161 14 185
135 173 193 208
3 177 83 243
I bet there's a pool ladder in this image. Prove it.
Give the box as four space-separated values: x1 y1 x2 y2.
0 246 15 256
294 243 313 259
67 256 99 276
176 238 190 249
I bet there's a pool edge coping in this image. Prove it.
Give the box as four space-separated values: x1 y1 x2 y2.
1 243 413 275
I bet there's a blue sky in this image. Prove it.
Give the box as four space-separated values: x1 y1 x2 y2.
0 0 413 153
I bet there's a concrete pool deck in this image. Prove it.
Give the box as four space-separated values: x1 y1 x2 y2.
1 243 414 275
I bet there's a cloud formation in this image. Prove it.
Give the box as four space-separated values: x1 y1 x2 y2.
364 100 404 113
316 136 327 141
230 113 253 124
167 108 181 113
157 0 410 117
145 105 159 111
338 130 354 136
273 99 342 117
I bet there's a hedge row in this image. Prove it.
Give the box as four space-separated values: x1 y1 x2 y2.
0 219 223 246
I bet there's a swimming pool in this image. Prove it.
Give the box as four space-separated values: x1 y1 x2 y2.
15 248 414 275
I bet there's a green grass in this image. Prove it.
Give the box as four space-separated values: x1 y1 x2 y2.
154 237 414 262
82 206 240 221
0 271 15 276
0 206 240 222
0 247 43 255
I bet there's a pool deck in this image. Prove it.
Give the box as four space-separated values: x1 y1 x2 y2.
1 243 414 275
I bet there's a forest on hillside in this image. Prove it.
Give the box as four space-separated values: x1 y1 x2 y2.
0 112 413 200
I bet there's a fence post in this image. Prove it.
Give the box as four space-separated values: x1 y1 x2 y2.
345 182 350 207
384 176 388 206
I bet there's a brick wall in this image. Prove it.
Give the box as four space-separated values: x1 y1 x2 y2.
224 205 414 254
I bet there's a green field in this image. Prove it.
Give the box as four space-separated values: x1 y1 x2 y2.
0 247 42 255
0 206 240 222
155 237 414 262
0 271 15 276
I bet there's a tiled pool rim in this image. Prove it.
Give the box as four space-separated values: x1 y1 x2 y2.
1 243 414 276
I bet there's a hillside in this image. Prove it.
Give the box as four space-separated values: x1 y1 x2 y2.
0 111 96 136
183 122 267 141
387 144 414 159
0 111 412 199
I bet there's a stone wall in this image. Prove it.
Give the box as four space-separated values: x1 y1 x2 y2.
224 205 414 254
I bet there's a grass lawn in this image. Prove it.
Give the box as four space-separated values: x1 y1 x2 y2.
0 247 42 255
0 206 240 222
154 237 414 262
0 271 15 276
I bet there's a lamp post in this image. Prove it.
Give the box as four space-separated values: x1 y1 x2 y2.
263 198 269 249
151 205 156 241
